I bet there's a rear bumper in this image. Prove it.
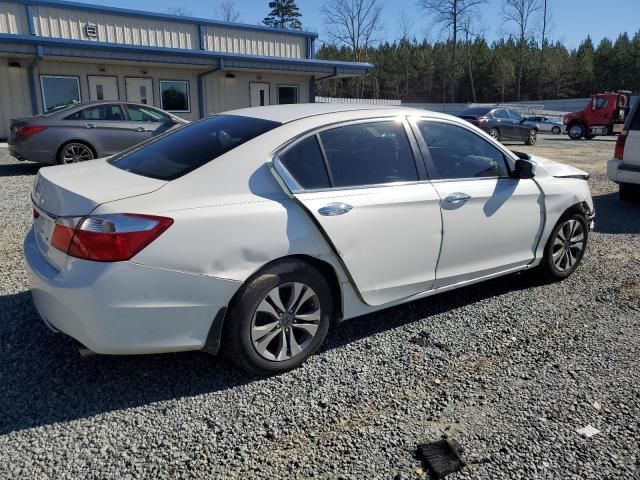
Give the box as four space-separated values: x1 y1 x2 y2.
607 159 640 185
8 141 56 165
24 228 240 354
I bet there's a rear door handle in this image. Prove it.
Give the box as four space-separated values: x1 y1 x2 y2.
134 127 152 132
82 123 96 129
318 202 353 216
444 193 471 204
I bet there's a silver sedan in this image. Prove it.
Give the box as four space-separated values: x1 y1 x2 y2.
8 101 187 165
522 116 564 134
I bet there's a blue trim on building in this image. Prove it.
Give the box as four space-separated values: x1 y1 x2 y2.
27 44 43 114
309 77 316 103
0 34 373 73
198 24 205 50
310 38 315 59
10 0 319 39
25 4 36 35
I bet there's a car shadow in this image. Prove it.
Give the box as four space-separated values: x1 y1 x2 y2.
592 192 640 234
0 270 551 435
0 161 41 177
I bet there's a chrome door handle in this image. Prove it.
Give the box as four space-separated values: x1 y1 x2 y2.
82 123 96 129
134 127 151 132
318 202 353 216
444 193 471 204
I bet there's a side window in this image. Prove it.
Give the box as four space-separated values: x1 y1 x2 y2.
508 110 522 122
64 110 84 120
82 104 125 121
417 121 510 180
493 109 508 119
318 121 418 188
594 97 609 110
126 105 171 123
279 136 330 190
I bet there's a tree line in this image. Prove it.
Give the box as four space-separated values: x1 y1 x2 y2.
171 0 640 103
316 32 640 103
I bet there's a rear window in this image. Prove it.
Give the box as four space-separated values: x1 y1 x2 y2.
459 108 491 117
109 115 281 180
628 101 640 131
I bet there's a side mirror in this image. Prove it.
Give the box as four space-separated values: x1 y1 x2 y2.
514 159 535 179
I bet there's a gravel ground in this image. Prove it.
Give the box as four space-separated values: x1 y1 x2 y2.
1 137 639 479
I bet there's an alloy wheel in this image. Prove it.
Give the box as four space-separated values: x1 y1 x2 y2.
250 282 321 361
551 219 585 272
489 128 499 140
528 130 537 145
62 143 93 164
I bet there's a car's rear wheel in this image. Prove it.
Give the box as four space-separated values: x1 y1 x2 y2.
223 259 333 375
568 123 585 140
525 129 537 145
57 141 95 164
489 128 500 141
619 182 640 202
552 126 561 135
541 213 588 279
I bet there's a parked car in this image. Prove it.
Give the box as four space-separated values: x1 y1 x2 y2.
8 101 187 165
522 116 563 134
608 97 640 201
458 107 538 145
25 104 594 374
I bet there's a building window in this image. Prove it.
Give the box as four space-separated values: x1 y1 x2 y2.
40 75 81 111
278 85 299 105
159 80 190 112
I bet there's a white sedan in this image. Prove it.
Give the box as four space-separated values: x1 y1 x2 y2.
24 104 594 374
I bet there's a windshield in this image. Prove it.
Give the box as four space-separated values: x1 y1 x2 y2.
109 115 281 180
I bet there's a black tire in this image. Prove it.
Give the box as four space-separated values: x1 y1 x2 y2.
540 213 589 280
525 129 537 145
56 141 96 165
489 127 500 141
222 259 333 375
567 123 585 140
552 126 561 135
619 183 640 202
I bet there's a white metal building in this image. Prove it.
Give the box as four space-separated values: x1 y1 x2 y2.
0 0 372 139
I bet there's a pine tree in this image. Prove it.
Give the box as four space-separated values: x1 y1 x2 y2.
262 0 302 30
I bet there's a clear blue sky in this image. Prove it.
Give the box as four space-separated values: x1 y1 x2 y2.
91 0 639 50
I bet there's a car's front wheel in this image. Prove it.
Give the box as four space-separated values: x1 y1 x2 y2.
568 123 585 140
541 214 588 279
223 259 333 375
552 126 561 135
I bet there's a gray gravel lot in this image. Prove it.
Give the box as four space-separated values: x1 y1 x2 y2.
1 137 639 479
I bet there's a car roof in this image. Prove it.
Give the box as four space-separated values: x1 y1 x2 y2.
226 103 451 124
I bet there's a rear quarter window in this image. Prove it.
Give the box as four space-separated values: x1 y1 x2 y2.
629 101 640 131
109 115 281 180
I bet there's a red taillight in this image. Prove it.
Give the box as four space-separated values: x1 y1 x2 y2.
51 214 173 262
17 125 47 137
614 130 628 160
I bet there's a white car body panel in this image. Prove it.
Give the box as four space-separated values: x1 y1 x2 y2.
294 183 442 305
432 177 544 287
23 105 594 355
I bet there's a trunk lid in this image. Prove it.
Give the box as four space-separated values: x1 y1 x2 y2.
31 159 167 270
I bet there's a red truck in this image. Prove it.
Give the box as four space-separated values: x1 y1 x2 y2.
563 91 632 140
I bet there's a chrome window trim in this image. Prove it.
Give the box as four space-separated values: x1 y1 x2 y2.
270 116 424 194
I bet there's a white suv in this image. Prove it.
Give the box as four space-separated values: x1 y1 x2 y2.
608 99 640 201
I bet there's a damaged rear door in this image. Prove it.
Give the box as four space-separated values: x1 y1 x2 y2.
273 118 443 306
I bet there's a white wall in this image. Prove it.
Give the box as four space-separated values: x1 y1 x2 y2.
0 1 27 34
204 71 310 114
